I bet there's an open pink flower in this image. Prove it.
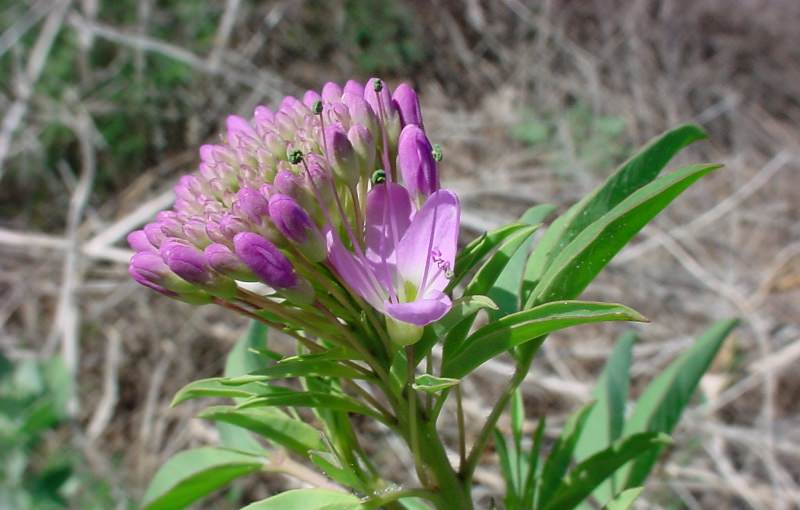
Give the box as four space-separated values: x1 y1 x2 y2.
328 183 459 345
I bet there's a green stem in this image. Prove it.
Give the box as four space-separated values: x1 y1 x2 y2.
460 354 533 483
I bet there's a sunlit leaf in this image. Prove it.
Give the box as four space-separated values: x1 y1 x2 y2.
240 489 362 510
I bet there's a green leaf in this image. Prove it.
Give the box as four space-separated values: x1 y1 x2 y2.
573 332 636 504
412 374 460 393
442 301 646 378
494 429 521 509
240 489 362 510
171 378 268 406
536 403 596 508
489 204 556 318
523 124 707 296
465 225 540 297
308 451 364 490
529 163 722 306
521 416 546 509
141 447 263 510
511 388 524 455
540 433 670 510
223 359 367 385
225 321 270 377
618 319 738 489
602 488 644 510
198 406 323 455
452 223 531 287
418 295 497 361
236 391 386 423
220 321 271 453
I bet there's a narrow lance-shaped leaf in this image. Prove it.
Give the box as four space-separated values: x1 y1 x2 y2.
412 374 460 393
540 433 671 510
220 320 270 453
198 405 324 455
523 124 707 296
536 403 595 508
452 223 532 288
602 488 644 510
141 447 264 510
443 226 540 359
573 331 636 506
490 204 556 318
240 488 362 510
442 301 646 379
529 163 722 307
413 295 499 363
236 390 389 425
617 319 738 489
521 416 546 510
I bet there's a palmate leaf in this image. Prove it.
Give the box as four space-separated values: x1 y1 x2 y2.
441 301 646 379
528 163 722 307
616 319 739 490
523 124 707 297
239 489 362 510
141 447 264 510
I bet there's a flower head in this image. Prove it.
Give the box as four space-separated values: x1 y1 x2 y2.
128 78 459 346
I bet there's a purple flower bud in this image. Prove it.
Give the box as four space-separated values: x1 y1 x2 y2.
268 194 326 262
324 123 359 187
205 243 257 281
226 115 256 148
253 105 274 124
348 124 375 180
233 232 297 289
129 252 176 295
274 168 302 197
364 78 394 118
397 124 438 200
234 187 270 225
183 217 211 247
342 92 377 137
321 82 343 103
127 230 155 252
343 79 364 97
218 214 249 240
303 90 322 110
160 240 212 285
392 83 423 128
143 222 166 248
279 95 301 112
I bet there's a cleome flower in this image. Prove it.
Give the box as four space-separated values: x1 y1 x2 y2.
127 78 460 346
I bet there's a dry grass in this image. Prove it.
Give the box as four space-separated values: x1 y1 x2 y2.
0 1 798 508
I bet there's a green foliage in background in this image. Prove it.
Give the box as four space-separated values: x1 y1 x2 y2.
0 353 125 509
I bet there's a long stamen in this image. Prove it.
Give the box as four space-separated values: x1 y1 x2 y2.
372 79 395 182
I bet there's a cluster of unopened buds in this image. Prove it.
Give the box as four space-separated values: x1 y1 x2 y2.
128 78 460 347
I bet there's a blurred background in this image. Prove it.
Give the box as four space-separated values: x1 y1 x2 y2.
1 1 798 508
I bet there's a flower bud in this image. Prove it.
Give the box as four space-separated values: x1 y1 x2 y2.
161 240 237 298
233 232 314 304
303 90 322 110
226 115 256 148
343 79 363 97
397 124 438 201
127 230 155 252
324 123 359 188
321 81 343 103
205 243 258 281
143 222 166 247
342 93 378 137
348 124 376 180
234 187 270 225
268 194 326 262
392 83 423 128
129 251 209 303
183 217 212 247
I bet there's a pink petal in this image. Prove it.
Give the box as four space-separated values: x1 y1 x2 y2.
365 183 414 267
385 290 452 326
326 228 386 311
396 189 460 294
